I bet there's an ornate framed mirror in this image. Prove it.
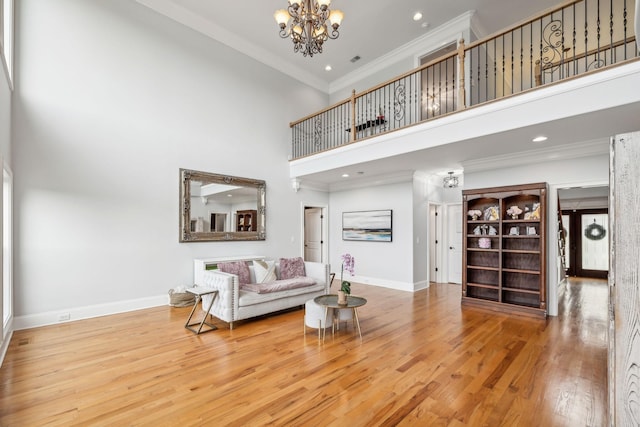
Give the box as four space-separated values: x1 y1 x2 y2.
179 168 266 242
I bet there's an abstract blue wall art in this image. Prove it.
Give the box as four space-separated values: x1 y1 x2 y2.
342 210 392 242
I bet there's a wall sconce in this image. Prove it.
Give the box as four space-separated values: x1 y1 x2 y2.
291 178 301 192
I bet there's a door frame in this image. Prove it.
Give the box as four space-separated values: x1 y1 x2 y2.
428 203 443 283
444 202 463 284
563 208 608 279
300 203 328 264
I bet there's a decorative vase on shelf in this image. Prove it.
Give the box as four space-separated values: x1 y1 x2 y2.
511 214 518 220
479 238 491 249
337 291 347 305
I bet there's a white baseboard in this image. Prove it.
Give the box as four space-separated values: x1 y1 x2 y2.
13 294 169 331
413 280 430 291
1 318 14 367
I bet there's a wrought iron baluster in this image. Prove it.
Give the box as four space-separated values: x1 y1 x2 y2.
539 17 544 83
530 24 534 87
610 0 614 64
510 31 515 94
520 28 523 92
597 0 601 65
502 36 506 96
561 9 565 79
623 0 627 60
433 64 438 116
394 80 406 122
573 3 577 77
436 64 442 115
493 39 497 100
485 42 489 101
585 0 589 73
445 58 449 113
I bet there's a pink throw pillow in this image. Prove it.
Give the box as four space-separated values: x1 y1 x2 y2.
218 261 251 285
279 257 306 279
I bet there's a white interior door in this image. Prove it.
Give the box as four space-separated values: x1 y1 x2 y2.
304 208 322 262
447 203 462 284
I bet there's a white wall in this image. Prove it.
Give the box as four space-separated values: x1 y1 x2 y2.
0 57 10 163
412 173 430 288
0 23 12 355
12 0 329 324
463 152 609 316
410 172 464 287
329 181 414 291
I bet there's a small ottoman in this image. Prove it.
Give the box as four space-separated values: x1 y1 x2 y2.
304 299 334 342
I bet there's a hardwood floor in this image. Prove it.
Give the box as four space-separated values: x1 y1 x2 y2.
0 278 608 426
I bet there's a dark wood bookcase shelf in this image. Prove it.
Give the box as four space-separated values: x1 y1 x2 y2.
236 210 257 232
462 182 547 318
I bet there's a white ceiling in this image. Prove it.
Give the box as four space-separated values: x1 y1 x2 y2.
136 0 562 91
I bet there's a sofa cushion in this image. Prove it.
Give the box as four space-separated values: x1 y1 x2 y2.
253 260 276 283
279 257 305 279
242 277 316 294
218 261 251 285
238 282 325 307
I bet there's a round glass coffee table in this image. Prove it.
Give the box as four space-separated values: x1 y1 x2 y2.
313 294 367 340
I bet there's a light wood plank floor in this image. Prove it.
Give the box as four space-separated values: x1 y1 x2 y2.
0 278 608 426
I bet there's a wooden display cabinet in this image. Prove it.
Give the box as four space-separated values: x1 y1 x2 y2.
236 210 257 232
462 182 547 318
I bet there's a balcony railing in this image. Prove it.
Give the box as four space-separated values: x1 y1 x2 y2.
290 0 638 160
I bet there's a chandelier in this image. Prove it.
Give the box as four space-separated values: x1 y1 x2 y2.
443 172 459 188
274 0 344 57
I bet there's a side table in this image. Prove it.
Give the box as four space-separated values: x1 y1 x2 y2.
184 287 218 334
313 294 367 341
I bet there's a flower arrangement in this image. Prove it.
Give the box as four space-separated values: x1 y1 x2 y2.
340 253 355 294
506 205 523 219
467 209 482 220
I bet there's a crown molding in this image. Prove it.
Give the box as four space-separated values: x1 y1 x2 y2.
461 139 609 173
293 170 415 193
328 170 415 192
329 11 476 95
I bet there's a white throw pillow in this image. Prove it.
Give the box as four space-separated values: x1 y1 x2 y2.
253 260 277 283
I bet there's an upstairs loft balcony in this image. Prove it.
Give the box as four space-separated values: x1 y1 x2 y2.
288 0 638 168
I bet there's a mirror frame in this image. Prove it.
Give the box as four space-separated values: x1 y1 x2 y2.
179 168 266 242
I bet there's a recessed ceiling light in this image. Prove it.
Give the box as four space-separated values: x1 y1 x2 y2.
342 173 350 178
413 12 423 21
325 65 332 71
532 136 548 142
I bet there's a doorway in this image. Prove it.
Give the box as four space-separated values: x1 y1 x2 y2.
558 185 609 279
446 203 462 284
303 206 328 263
209 213 227 232
429 204 443 283
562 209 609 279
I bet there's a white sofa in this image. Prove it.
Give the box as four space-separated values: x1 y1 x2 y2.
198 260 330 329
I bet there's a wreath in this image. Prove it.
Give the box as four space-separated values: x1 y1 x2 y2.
584 222 606 241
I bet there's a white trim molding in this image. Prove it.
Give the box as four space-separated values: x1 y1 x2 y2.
13 294 169 331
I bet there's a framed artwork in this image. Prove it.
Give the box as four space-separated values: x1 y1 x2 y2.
342 210 392 242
